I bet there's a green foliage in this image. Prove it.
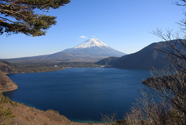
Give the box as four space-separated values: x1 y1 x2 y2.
0 106 15 124
26 116 29 120
0 93 15 125
0 92 10 104
0 0 70 36
13 102 18 107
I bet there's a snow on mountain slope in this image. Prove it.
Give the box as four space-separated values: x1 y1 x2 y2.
5 38 126 63
62 38 125 57
74 38 109 49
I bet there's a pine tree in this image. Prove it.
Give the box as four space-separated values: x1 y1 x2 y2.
0 0 70 36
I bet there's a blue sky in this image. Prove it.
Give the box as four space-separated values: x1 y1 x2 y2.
0 0 185 58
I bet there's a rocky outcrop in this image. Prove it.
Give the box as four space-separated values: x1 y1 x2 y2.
0 71 18 92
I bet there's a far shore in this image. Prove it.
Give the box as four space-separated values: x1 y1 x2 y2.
4 65 107 75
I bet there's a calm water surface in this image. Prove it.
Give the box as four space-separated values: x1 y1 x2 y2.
4 67 151 122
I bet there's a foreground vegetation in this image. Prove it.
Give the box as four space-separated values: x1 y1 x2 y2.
121 1 186 124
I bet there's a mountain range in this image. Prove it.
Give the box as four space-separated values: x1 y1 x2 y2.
6 38 125 63
5 39 184 70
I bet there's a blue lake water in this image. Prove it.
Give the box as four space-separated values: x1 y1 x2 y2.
3 67 151 122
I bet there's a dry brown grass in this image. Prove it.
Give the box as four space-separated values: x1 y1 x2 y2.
2 101 71 125
0 72 18 92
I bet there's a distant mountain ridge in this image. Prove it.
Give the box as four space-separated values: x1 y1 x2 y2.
96 40 184 70
113 42 168 70
0 59 18 74
6 38 125 63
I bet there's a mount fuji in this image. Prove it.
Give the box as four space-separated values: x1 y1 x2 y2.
60 38 125 57
6 38 125 63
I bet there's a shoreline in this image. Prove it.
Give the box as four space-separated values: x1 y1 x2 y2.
0 87 18 93
4 65 106 75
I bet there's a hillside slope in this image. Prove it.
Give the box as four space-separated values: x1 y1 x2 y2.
113 42 168 70
0 93 70 125
0 93 103 125
96 41 176 70
0 71 18 92
95 57 119 66
0 59 17 74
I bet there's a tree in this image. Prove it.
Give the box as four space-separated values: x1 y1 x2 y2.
124 0 186 124
125 35 186 125
0 0 70 36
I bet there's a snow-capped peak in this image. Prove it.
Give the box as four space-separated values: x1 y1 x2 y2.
74 38 109 49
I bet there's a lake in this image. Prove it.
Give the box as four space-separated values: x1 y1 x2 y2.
3 67 151 122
